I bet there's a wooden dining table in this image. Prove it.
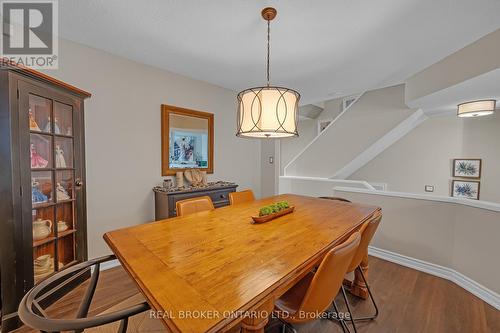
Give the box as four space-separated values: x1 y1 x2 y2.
104 194 381 333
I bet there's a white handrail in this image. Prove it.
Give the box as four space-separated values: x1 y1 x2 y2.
283 92 365 175
280 175 376 190
334 186 500 213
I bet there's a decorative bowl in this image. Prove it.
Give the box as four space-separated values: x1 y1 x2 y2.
252 206 295 224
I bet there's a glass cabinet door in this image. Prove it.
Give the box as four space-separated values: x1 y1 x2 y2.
29 95 77 283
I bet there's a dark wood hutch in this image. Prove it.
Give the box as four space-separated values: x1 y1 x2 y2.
0 60 91 331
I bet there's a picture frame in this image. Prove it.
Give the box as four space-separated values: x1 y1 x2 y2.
451 180 480 200
452 158 481 179
161 105 214 176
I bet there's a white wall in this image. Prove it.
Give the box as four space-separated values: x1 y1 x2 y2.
279 119 317 174
42 39 261 258
286 85 414 177
405 28 500 106
352 112 500 203
260 140 279 197
334 189 500 298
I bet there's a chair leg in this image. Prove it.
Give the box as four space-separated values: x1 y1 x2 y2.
349 265 379 322
276 319 297 333
330 299 351 333
117 317 129 333
341 286 358 333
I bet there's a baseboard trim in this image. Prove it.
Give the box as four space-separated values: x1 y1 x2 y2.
98 258 121 271
368 246 500 310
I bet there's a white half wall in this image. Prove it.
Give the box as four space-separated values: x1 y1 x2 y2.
334 188 500 308
42 39 261 258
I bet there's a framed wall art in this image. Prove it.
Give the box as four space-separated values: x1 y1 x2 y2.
453 159 481 179
451 180 480 200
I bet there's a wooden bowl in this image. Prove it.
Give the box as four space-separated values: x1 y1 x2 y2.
252 206 295 224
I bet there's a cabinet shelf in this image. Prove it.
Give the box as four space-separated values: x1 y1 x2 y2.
33 202 55 209
57 229 76 238
33 236 55 247
56 199 75 205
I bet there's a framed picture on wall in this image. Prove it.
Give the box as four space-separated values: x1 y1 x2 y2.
451 180 480 200
453 159 481 179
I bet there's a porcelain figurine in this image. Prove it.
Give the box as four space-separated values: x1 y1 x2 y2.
55 144 67 168
43 116 61 134
33 218 52 240
29 109 41 131
43 116 51 132
30 143 49 168
56 182 70 201
31 179 48 204
54 117 61 134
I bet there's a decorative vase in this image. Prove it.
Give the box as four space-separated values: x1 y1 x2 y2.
201 171 207 186
184 169 203 187
33 219 52 240
176 171 184 188
57 221 69 232
163 178 173 189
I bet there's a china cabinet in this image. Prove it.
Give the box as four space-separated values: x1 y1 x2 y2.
0 62 91 331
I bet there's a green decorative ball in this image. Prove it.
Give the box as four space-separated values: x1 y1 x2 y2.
259 206 272 216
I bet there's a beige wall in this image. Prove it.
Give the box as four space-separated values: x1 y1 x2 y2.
317 97 343 122
260 140 280 197
42 39 261 258
405 28 500 105
336 190 500 295
352 112 500 203
279 119 317 174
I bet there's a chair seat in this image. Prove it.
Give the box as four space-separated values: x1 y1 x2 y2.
275 272 314 317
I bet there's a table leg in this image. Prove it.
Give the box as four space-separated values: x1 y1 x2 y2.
350 255 369 300
240 298 274 333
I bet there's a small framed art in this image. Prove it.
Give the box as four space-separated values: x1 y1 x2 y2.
453 159 481 179
451 180 480 200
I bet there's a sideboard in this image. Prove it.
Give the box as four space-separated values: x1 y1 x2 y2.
153 183 238 220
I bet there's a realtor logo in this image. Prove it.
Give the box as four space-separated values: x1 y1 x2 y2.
1 0 58 69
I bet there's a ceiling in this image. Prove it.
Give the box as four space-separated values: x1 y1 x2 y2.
409 68 500 115
59 0 500 105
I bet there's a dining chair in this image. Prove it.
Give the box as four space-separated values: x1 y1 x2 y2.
228 189 255 205
337 214 382 324
274 232 361 333
176 195 215 216
18 255 150 333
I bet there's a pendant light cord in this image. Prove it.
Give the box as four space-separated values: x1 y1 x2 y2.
267 19 270 87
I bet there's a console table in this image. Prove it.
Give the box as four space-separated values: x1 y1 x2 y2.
153 183 238 220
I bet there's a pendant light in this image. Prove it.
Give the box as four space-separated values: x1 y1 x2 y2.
236 7 300 138
457 100 496 118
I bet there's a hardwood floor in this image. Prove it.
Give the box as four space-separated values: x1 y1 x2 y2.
14 257 500 333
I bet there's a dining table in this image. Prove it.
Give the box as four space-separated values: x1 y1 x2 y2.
104 194 381 333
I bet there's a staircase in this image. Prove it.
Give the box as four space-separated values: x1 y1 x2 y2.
280 84 429 197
